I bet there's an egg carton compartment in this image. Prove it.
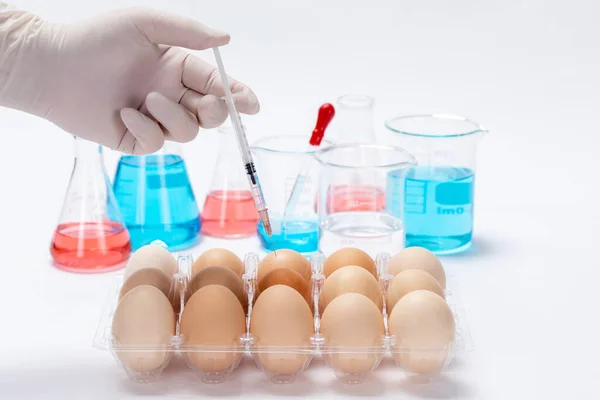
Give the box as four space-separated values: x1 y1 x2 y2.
93 253 190 383
377 252 472 384
93 249 472 386
243 251 472 385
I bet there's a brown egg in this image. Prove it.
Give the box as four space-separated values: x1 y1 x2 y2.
124 244 178 280
320 293 385 375
386 269 445 312
257 267 312 306
180 285 246 373
111 285 176 373
186 266 247 312
119 267 178 310
323 248 377 279
319 265 383 314
388 290 455 375
250 285 314 375
388 247 446 289
192 248 244 278
257 249 311 284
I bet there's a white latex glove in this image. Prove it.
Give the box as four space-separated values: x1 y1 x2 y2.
0 4 259 154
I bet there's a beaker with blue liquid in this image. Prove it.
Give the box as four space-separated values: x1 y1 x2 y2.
112 142 201 251
251 136 330 253
385 115 487 254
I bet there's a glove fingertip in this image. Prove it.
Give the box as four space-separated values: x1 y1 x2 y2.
233 93 260 115
208 30 231 47
184 21 230 49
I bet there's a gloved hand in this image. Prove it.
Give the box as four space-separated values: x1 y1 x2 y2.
0 4 259 154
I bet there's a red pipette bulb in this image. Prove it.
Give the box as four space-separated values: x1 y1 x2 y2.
310 103 335 146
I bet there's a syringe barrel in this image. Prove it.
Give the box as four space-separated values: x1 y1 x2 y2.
246 173 268 211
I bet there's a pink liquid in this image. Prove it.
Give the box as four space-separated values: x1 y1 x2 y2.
50 221 131 273
326 185 386 213
200 190 259 238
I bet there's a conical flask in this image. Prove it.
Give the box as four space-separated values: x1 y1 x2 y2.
113 142 200 251
200 126 259 238
50 137 132 273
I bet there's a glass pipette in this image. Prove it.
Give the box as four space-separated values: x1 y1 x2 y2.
282 104 335 229
212 47 272 236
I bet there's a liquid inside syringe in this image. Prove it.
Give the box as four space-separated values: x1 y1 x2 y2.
244 161 272 235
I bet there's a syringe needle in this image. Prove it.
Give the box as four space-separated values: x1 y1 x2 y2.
258 209 272 237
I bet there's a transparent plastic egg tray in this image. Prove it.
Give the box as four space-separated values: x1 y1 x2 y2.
93 251 472 385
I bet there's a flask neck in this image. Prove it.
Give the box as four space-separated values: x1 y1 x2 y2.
336 95 376 143
157 141 182 156
205 126 248 192
73 137 103 161
217 125 244 158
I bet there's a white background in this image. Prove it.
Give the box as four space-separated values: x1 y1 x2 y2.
0 0 599 399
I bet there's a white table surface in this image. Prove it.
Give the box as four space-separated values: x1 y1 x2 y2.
1 0 599 399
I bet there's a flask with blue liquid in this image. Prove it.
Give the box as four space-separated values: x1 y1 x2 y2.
113 142 200 251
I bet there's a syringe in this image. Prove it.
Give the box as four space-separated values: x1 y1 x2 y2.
212 47 272 236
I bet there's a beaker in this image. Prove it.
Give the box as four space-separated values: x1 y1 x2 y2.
325 94 384 212
113 142 200 251
385 114 488 254
251 136 329 253
329 94 377 144
50 137 132 273
315 144 417 258
200 126 259 238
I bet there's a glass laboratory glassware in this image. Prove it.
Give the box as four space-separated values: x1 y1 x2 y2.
50 137 131 273
315 143 417 258
329 94 377 144
113 142 200 251
251 136 331 253
385 114 488 254
325 94 384 212
200 126 259 238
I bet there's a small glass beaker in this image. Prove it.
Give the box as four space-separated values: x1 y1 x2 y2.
251 136 329 253
385 114 488 254
315 144 417 258
113 142 201 251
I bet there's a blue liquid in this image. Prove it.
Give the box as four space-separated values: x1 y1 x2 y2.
387 166 475 254
258 219 319 253
113 154 200 251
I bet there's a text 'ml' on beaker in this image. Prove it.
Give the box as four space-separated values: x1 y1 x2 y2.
315 144 417 259
113 142 200 251
50 137 131 273
385 114 488 255
200 126 259 238
251 136 328 253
